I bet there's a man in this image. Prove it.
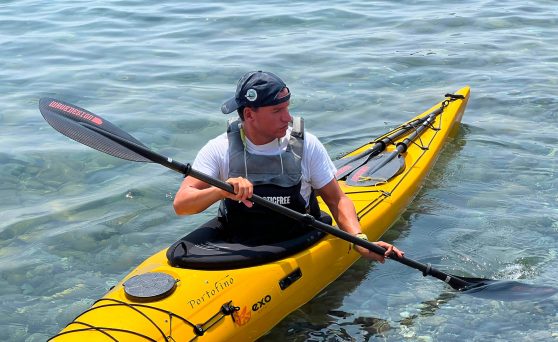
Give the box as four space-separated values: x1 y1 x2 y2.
173 71 403 262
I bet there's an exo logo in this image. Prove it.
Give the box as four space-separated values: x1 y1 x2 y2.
252 295 271 312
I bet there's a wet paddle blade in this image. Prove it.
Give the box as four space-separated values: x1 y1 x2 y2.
461 279 558 301
39 98 152 162
345 153 405 186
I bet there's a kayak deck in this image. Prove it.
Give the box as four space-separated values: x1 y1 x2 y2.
50 87 470 342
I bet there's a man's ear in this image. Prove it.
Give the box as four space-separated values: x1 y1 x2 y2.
243 107 256 121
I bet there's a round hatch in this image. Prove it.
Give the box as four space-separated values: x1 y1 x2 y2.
123 272 177 302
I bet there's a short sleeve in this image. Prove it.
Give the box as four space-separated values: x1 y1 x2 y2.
191 133 229 181
302 132 336 190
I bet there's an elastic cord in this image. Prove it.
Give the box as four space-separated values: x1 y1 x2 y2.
240 125 248 178
278 138 284 174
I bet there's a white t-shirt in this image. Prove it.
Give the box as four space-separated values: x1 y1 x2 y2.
192 126 336 205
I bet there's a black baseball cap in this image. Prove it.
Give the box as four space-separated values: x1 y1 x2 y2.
221 71 291 114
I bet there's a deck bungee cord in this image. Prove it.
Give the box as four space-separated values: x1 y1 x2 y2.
343 95 461 186
334 115 431 179
51 298 240 341
343 94 461 218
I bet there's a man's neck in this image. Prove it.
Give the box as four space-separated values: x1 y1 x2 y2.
242 124 276 146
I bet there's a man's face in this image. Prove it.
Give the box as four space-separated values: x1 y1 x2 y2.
244 88 292 144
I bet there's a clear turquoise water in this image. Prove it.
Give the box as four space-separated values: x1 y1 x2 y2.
1 1 557 341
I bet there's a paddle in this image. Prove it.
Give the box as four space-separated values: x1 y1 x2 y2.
338 94 464 184
39 97 557 300
345 106 442 186
334 116 430 180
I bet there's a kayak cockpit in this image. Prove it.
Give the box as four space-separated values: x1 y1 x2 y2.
166 213 331 270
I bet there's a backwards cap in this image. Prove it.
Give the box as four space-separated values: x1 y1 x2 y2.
221 71 291 114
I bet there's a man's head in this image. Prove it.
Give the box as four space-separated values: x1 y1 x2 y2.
221 71 291 119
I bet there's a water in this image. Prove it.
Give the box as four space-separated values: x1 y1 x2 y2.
1 1 557 341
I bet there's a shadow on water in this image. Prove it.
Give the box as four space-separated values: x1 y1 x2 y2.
259 259 387 341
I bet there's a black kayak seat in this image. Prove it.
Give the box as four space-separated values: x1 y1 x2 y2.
167 212 331 270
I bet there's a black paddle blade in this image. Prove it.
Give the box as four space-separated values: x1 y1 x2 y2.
39 98 152 162
460 278 558 301
345 152 405 186
334 113 438 181
334 146 382 180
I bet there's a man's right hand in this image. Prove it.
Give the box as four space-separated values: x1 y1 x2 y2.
223 177 254 208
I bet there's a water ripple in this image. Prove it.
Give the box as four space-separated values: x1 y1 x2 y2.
2 0 558 340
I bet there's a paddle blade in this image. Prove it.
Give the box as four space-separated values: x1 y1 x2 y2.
461 279 558 301
335 152 374 180
345 153 405 186
39 98 152 162
334 144 385 180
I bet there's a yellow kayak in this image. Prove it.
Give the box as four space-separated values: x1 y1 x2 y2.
48 87 470 341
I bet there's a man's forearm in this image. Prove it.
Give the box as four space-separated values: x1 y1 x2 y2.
174 186 222 215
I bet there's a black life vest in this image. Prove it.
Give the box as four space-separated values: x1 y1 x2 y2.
219 118 321 242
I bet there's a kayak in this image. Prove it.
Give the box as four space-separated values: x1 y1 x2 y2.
49 87 470 341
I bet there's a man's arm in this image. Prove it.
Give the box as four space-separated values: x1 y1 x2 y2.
173 133 254 215
317 178 404 262
316 179 362 235
173 176 254 215
173 177 221 215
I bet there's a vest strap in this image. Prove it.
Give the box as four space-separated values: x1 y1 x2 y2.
291 117 304 139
